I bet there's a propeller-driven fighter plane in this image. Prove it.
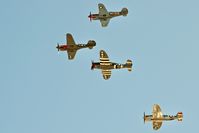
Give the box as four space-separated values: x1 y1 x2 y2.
91 50 132 80
88 3 128 27
144 104 183 130
56 33 96 60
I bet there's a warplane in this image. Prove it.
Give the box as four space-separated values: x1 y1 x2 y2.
88 3 128 27
56 33 96 60
144 104 183 130
91 50 132 80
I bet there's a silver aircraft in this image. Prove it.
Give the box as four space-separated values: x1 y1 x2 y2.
144 104 183 130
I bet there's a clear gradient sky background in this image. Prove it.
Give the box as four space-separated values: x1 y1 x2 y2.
0 0 199 133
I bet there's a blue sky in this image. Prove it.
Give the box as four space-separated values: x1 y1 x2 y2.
0 0 199 133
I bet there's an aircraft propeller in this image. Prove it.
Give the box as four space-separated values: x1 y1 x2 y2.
144 112 146 124
91 60 94 70
56 43 60 52
88 12 92 22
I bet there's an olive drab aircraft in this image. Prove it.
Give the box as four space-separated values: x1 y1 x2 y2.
88 3 128 27
91 50 132 80
144 104 183 130
56 33 96 60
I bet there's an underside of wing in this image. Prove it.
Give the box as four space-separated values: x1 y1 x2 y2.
67 50 77 60
153 104 162 114
67 33 76 46
153 104 163 119
100 50 110 63
100 19 110 27
153 121 163 130
98 3 108 16
102 69 111 80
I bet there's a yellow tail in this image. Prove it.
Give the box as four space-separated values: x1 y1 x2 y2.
126 59 132 71
177 112 183 121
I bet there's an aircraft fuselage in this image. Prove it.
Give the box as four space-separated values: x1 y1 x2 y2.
144 115 178 122
91 62 131 70
89 12 123 21
57 40 96 52
88 12 122 20
57 44 87 51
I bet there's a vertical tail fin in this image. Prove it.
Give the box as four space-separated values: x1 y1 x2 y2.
121 8 128 16
126 59 132 71
176 112 183 121
87 40 96 49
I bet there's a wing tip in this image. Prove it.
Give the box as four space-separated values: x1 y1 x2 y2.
100 49 105 53
66 33 71 35
98 3 104 6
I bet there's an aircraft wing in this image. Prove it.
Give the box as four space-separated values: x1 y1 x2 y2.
98 3 109 16
100 19 110 27
152 104 163 118
67 50 77 60
153 104 162 115
67 33 76 46
102 69 111 80
152 121 163 130
100 50 110 63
